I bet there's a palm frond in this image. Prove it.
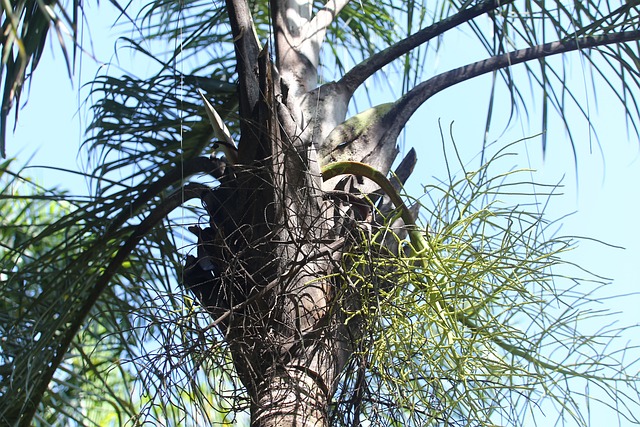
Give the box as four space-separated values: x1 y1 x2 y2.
0 0 136 157
3 1 640 425
329 136 640 426
0 156 248 425
470 0 640 155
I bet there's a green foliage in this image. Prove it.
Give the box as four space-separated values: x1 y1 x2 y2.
0 0 75 155
0 158 253 425
0 161 93 423
1 0 640 426
2 140 639 425
331 140 640 426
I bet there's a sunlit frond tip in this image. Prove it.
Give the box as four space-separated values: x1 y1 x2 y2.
0 0 84 157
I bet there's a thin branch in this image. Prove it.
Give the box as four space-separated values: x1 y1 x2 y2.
570 0 640 40
105 157 221 236
383 30 640 147
202 237 346 333
338 0 515 96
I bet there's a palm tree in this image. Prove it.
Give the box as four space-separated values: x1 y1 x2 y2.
1 0 640 425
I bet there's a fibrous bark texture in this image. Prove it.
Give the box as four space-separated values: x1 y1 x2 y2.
180 2 419 425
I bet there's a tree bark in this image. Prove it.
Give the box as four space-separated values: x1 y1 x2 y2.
183 12 357 420
180 3 422 424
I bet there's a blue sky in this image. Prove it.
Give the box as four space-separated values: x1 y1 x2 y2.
5 4 640 425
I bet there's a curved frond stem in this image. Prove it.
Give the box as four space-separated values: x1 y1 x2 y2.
201 237 346 333
321 161 416 233
384 30 640 148
338 0 515 97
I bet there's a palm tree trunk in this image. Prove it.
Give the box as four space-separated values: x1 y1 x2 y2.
250 325 351 426
183 45 358 424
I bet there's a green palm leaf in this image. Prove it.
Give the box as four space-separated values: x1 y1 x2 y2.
2 1 640 425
